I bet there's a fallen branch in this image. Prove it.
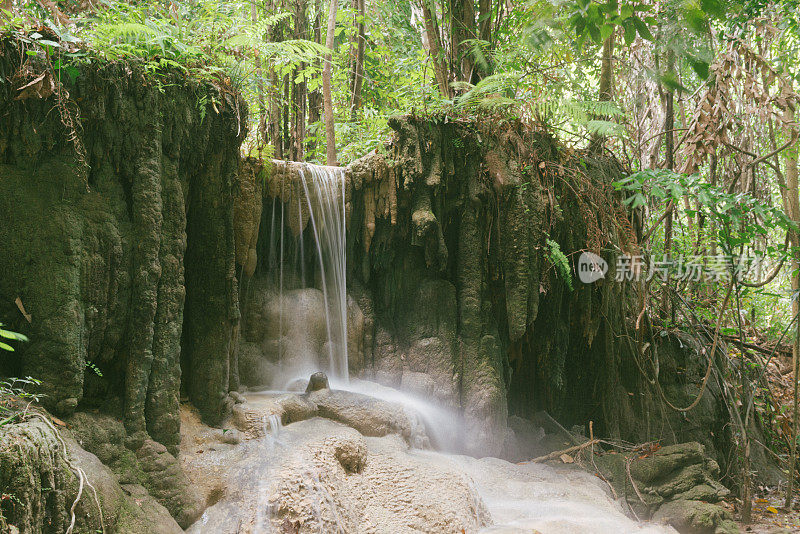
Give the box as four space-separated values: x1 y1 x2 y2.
721 334 792 358
523 439 600 464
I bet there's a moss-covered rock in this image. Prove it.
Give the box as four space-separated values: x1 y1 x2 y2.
0 418 182 534
593 442 734 533
0 37 246 452
653 499 738 534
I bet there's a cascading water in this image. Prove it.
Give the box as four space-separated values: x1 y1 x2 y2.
191 160 680 534
261 163 349 387
297 164 349 382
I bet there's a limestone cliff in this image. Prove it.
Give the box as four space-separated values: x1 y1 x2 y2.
0 39 245 454
240 116 733 461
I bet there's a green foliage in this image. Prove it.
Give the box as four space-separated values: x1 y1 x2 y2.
614 169 797 256
0 323 28 352
0 377 42 427
85 361 103 377
564 0 656 47
546 238 574 290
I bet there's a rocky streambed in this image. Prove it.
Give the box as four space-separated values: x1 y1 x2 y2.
174 377 732 534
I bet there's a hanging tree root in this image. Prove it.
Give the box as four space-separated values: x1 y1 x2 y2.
26 411 106 534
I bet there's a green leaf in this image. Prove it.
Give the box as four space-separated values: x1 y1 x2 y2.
588 22 601 43
700 0 726 18
620 4 634 19
0 342 14 352
623 20 636 44
632 17 653 40
689 58 710 79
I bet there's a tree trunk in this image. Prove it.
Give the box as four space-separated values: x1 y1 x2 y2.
598 33 614 102
448 0 477 82
478 0 492 42
267 0 285 159
308 0 323 152
291 0 308 161
323 0 338 165
420 1 451 98
660 47 675 320
251 0 266 150
349 0 366 121
590 31 615 152
784 102 800 510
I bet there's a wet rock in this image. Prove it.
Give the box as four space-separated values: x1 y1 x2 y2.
265 421 489 533
594 442 732 533
329 435 368 473
653 499 738 534
306 371 330 392
218 428 242 444
68 411 203 528
309 389 427 446
233 158 263 276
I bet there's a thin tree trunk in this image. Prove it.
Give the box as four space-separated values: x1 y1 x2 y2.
784 102 800 510
251 0 266 150
268 0 284 159
478 0 492 42
420 1 451 98
323 0 338 165
349 0 366 121
291 0 308 161
448 0 476 82
598 33 614 102
660 48 675 320
590 32 615 151
308 0 323 151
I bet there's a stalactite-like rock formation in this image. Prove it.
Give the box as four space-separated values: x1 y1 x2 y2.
238 116 732 460
0 39 246 453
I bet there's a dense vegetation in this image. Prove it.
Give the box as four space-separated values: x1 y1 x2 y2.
2 0 800 525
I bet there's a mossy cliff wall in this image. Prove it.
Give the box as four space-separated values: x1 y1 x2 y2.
350 117 730 457
0 40 245 454
244 116 732 458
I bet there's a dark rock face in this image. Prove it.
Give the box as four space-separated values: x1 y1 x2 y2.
343 117 729 458
0 39 245 453
306 371 330 392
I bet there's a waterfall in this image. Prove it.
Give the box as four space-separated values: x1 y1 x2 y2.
264 163 348 387
297 164 349 383
262 414 282 438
